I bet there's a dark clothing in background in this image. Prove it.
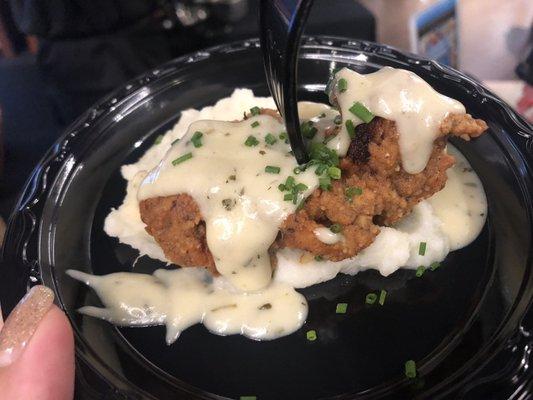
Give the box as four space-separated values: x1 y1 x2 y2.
9 0 178 124
9 0 376 125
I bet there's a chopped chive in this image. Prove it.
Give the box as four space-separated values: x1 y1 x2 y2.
251 121 260 128
327 166 341 180
285 176 295 189
154 134 164 144
405 360 417 379
315 164 328 175
379 289 387 306
296 199 306 211
415 266 425 277
365 293 378 305
319 176 332 191
295 183 308 192
337 78 348 93
278 184 286 192
308 142 340 167
279 131 287 140
306 330 317 341
284 193 294 201
250 106 261 116
265 165 281 174
334 114 342 125
171 138 180 146
418 242 427 256
191 131 203 148
345 186 363 202
172 152 193 166
244 135 259 147
265 133 277 145
301 121 318 139
240 396 257 400
430 261 440 271
314 255 323 262
349 102 375 123
330 224 342 234
345 119 356 139
336 303 348 314
293 166 303 175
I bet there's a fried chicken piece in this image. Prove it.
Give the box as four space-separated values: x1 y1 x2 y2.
277 114 486 259
139 194 216 274
139 112 487 268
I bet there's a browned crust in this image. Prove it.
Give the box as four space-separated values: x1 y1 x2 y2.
139 112 487 267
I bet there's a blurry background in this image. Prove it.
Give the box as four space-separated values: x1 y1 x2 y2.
0 0 531 242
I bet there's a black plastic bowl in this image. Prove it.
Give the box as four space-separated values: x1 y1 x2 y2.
2 37 533 400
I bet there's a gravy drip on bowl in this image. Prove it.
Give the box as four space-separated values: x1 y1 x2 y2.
66 268 308 343
138 116 319 291
428 145 487 250
330 67 466 173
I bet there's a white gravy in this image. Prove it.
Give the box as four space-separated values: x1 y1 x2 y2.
428 144 487 250
138 116 319 291
313 227 343 245
331 67 465 173
66 268 307 343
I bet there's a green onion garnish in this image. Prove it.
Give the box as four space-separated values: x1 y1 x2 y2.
330 224 342 234
405 360 417 379
319 176 332 191
172 152 193 166
415 266 425 277
244 135 259 147
345 119 356 139
293 166 303 175
306 330 317 341
278 184 286 192
336 303 348 314
314 255 323 262
285 176 295 190
365 293 377 305
308 142 339 167
154 135 164 144
337 78 348 93
349 102 375 123
418 242 427 256
251 121 260 128
430 261 440 271
191 131 203 148
295 183 308 192
379 289 387 306
240 396 257 400
250 106 261 116
171 138 180 146
301 121 317 139
279 131 287 140
284 193 294 202
315 164 328 175
319 112 326 118
327 166 341 180
345 186 363 202
334 115 342 125
265 133 277 145
265 165 281 174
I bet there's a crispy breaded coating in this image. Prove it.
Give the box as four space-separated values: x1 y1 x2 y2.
139 112 487 268
139 194 216 273
277 114 486 259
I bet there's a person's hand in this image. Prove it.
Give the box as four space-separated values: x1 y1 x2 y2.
0 286 75 399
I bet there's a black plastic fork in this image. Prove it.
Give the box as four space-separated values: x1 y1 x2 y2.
259 0 315 165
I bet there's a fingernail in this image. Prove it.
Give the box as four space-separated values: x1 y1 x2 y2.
0 285 54 367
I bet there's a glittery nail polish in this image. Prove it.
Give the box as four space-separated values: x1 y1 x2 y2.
0 285 54 367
